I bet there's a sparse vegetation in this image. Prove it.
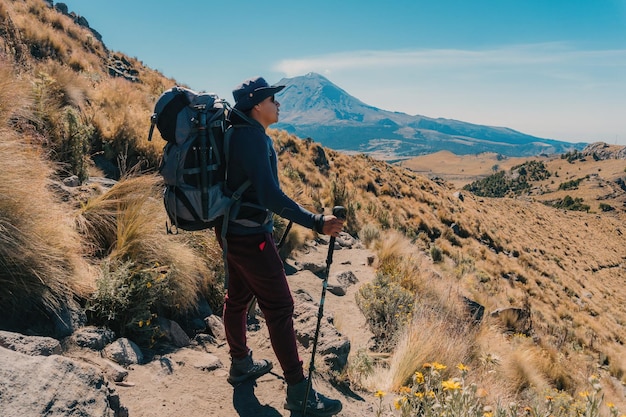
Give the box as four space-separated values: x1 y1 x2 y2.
377 365 621 417
549 195 590 212
463 161 551 197
558 177 586 191
562 149 586 163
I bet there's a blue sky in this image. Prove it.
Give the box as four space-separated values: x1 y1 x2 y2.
61 0 626 145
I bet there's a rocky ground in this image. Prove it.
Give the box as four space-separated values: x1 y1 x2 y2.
0 234 381 417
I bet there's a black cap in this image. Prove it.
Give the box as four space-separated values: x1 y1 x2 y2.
232 76 285 111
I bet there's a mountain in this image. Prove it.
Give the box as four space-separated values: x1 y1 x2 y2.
275 73 586 159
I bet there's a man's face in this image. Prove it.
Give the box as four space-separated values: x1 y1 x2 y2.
253 95 280 127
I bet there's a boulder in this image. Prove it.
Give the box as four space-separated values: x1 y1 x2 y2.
70 326 116 350
0 346 127 417
0 330 61 356
103 338 143 366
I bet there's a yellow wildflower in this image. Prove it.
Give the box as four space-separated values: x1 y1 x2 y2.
375 390 385 398
414 371 425 384
442 379 461 391
457 363 469 372
606 402 614 408
146 281 152 288
432 362 447 370
415 392 424 398
399 386 411 394
579 391 590 398
138 320 144 327
484 413 493 417
394 397 406 410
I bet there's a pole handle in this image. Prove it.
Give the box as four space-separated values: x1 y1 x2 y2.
332 206 346 219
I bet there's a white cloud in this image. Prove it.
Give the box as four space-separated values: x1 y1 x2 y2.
275 43 626 75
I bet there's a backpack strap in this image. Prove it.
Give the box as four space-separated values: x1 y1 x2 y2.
220 178 251 289
218 105 263 289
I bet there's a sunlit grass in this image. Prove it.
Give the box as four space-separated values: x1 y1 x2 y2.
0 130 94 322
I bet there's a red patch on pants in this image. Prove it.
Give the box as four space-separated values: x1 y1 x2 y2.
258 241 266 251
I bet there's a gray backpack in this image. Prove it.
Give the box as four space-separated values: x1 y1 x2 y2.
148 86 251 233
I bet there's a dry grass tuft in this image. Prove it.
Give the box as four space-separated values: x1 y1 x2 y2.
0 131 94 322
78 175 205 314
366 305 476 392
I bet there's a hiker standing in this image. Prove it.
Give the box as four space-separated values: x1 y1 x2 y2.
216 76 343 416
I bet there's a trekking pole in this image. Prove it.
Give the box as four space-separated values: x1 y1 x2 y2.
302 206 346 417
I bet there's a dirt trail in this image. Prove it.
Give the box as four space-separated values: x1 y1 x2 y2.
113 236 379 417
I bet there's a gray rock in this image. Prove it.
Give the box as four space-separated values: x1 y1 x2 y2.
71 326 116 350
62 175 80 187
52 297 87 339
326 270 359 296
192 353 222 372
335 270 358 287
0 346 126 416
298 261 326 274
205 314 226 341
103 338 143 366
0 330 61 356
156 317 190 348
336 232 356 248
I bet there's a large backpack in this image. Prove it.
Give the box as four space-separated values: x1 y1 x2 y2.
148 86 251 234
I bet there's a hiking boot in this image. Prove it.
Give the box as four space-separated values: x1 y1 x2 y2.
284 377 342 417
227 350 273 384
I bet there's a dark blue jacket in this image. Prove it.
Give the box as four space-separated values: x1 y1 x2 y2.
226 118 322 235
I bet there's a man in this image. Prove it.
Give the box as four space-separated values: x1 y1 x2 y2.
217 76 343 416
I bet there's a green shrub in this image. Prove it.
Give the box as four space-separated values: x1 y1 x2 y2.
430 245 443 263
87 259 173 347
61 107 93 183
360 223 381 247
356 273 414 351
550 195 590 212
599 203 614 212
463 161 550 197
558 177 585 191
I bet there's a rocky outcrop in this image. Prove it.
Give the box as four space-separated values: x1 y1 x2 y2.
582 142 626 160
107 54 140 83
53 2 103 43
0 346 127 417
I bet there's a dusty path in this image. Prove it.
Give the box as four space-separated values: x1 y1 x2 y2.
113 235 379 417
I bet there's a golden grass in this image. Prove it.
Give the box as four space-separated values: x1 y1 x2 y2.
0 63 31 127
89 77 162 169
366 304 476 392
77 175 205 313
0 131 94 318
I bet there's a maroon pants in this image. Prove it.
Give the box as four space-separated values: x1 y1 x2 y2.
216 230 304 385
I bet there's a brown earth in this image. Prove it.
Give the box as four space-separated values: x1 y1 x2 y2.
106 237 380 417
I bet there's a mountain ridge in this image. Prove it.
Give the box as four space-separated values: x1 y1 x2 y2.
275 72 586 159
